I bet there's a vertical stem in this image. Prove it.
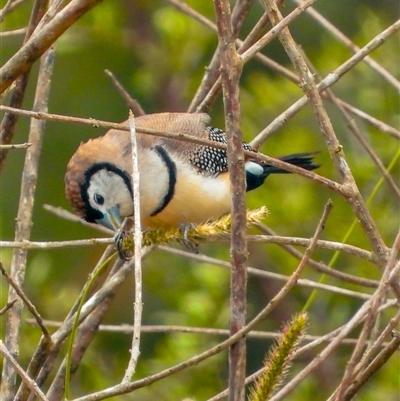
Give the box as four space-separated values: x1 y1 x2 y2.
214 1 247 400
1 45 55 400
122 112 143 382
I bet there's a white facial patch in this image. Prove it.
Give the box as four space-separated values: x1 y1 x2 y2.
87 169 133 217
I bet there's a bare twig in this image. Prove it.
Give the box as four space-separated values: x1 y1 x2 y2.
0 0 31 21
251 18 400 147
299 53 400 201
261 0 391 275
122 112 143 382
46 300 112 401
0 27 27 37
335 232 400 399
0 0 103 94
0 341 49 401
327 309 400 401
104 70 146 116
194 0 318 113
0 105 343 194
0 142 32 149
0 263 52 341
173 0 253 113
267 241 400 401
30 319 393 346
294 0 400 92
0 234 375 264
0 299 18 315
338 102 400 141
214 1 247 398
1 42 55 400
159 246 376 298
0 0 47 172
342 331 400 400
208 299 398 401
254 223 378 286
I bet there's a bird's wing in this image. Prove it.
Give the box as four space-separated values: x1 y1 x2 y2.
134 113 256 176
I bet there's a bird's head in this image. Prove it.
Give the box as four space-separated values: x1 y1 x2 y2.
65 135 133 231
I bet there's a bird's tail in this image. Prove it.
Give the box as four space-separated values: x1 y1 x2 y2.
262 152 319 175
245 152 319 191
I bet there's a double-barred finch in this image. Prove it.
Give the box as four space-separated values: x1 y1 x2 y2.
65 113 318 231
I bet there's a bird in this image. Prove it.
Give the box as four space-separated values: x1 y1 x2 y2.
65 112 318 232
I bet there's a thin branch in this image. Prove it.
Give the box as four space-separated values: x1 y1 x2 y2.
0 263 52 342
0 299 18 315
251 18 400 147
0 341 49 401
0 234 375 264
0 105 343 195
294 0 400 92
170 0 254 113
335 232 400 399
30 319 392 346
342 331 400 400
104 70 146 116
159 246 376 298
0 238 114 249
261 0 390 272
0 27 27 37
122 112 143 382
208 300 398 401
0 142 31 149
327 309 400 401
1 41 55 401
0 0 48 172
338 101 400 141
214 1 247 398
16 257 136 401
299 52 400 200
267 240 400 401
0 0 31 21
45 300 112 401
0 0 103 94
194 0 318 113
254 223 377 286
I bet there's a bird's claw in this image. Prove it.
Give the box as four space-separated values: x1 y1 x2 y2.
114 230 134 261
180 224 199 254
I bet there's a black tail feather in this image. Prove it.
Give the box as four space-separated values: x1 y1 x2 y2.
264 152 320 174
245 152 319 192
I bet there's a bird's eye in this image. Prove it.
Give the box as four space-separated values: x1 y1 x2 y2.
94 193 105 205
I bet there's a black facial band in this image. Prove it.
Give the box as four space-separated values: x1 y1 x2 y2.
81 163 132 222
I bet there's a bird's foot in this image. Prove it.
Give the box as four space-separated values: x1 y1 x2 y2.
179 224 199 254
114 230 134 261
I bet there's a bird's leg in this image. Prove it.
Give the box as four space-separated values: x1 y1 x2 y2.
179 224 199 254
114 230 134 261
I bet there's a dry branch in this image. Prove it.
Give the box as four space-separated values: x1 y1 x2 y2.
1 42 55 401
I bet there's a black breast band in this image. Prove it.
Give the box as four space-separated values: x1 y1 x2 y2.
150 145 177 216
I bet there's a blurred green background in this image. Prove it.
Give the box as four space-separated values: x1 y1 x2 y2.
0 0 399 399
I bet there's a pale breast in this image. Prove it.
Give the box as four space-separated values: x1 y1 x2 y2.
142 160 231 228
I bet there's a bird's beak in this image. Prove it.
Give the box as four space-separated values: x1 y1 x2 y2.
96 206 122 231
